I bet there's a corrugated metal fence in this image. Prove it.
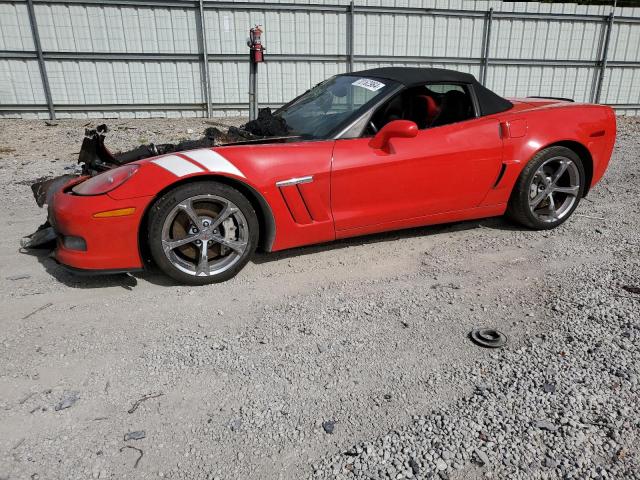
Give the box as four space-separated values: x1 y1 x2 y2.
1 0 639 119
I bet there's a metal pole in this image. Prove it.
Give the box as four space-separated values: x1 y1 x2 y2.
594 12 614 104
347 0 355 72
26 0 55 120
480 8 493 86
198 0 212 118
249 61 258 120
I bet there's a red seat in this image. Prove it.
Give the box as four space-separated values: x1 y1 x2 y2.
420 95 440 125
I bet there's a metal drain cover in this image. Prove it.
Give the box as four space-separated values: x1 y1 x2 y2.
469 328 507 348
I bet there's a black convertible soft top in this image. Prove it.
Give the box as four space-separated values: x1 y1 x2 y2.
347 67 513 116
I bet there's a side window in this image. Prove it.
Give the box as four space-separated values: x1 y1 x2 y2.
427 84 465 94
421 84 474 128
363 83 475 136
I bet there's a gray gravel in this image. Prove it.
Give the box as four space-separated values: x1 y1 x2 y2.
0 117 638 479
313 262 640 479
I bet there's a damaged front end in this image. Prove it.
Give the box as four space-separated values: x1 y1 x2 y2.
22 109 292 250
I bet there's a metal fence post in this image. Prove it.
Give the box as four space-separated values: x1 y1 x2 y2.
249 61 258 120
594 12 614 104
479 8 493 86
198 0 212 118
347 0 355 72
26 0 55 120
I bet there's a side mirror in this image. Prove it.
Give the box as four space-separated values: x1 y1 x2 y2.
369 120 418 151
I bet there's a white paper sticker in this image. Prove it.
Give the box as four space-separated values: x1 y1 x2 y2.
352 78 386 92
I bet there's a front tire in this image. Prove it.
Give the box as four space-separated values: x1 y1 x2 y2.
507 146 585 230
148 181 259 285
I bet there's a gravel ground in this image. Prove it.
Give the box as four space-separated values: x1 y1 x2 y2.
0 117 638 480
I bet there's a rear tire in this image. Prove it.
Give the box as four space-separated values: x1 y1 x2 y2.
507 146 585 230
147 181 258 285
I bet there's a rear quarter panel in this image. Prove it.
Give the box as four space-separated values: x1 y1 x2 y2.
481 103 616 206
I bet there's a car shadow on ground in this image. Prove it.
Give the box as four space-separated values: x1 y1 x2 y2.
251 216 524 264
23 216 527 289
22 248 172 290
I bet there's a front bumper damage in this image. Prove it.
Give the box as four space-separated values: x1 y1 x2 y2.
22 109 292 273
50 177 150 271
21 124 123 251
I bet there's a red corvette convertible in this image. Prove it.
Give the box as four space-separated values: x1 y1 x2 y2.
41 67 616 284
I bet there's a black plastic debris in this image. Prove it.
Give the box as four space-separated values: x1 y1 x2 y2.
322 420 336 434
469 328 507 348
77 124 116 174
55 391 79 411
123 431 146 441
533 419 558 432
622 285 640 295
242 107 290 137
6 274 31 281
31 174 77 208
20 222 57 249
473 448 489 467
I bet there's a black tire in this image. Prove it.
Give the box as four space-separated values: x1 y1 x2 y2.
147 181 259 285
507 146 585 230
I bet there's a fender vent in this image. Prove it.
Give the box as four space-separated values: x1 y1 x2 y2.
279 185 313 224
277 177 330 225
493 163 507 188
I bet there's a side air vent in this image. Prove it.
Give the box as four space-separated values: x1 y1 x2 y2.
493 163 507 188
276 176 329 225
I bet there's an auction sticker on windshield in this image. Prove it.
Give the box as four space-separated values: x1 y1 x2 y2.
352 78 386 92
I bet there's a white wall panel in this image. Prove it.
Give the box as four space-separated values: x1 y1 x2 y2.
486 65 596 102
490 18 604 61
354 12 485 58
45 60 203 105
0 2 33 51
602 68 640 105
0 59 45 103
610 22 640 62
0 0 638 118
35 4 199 53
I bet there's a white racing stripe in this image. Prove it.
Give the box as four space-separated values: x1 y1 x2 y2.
183 149 245 178
152 155 203 177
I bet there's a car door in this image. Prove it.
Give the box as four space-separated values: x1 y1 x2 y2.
330 115 504 233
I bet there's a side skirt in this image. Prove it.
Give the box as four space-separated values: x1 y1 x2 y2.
334 204 507 240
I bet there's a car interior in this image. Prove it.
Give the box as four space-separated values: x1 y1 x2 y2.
364 83 475 136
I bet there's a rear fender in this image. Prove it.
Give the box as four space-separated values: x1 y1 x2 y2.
480 104 615 206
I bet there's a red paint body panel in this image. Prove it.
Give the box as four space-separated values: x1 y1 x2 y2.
52 181 151 270
49 99 616 273
331 116 504 231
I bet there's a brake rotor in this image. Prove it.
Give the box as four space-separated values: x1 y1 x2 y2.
469 328 507 348
170 202 222 261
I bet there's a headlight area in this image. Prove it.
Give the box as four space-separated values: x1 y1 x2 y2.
51 179 153 271
72 164 139 196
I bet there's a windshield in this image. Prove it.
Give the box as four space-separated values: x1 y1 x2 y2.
275 75 399 139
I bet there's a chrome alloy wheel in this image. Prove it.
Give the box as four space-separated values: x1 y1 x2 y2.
160 194 249 277
528 156 581 223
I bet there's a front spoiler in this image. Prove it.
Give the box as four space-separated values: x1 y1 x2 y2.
59 264 144 276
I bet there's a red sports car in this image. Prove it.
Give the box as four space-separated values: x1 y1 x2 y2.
38 67 616 284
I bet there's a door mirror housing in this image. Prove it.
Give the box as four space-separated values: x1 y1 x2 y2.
369 120 418 151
